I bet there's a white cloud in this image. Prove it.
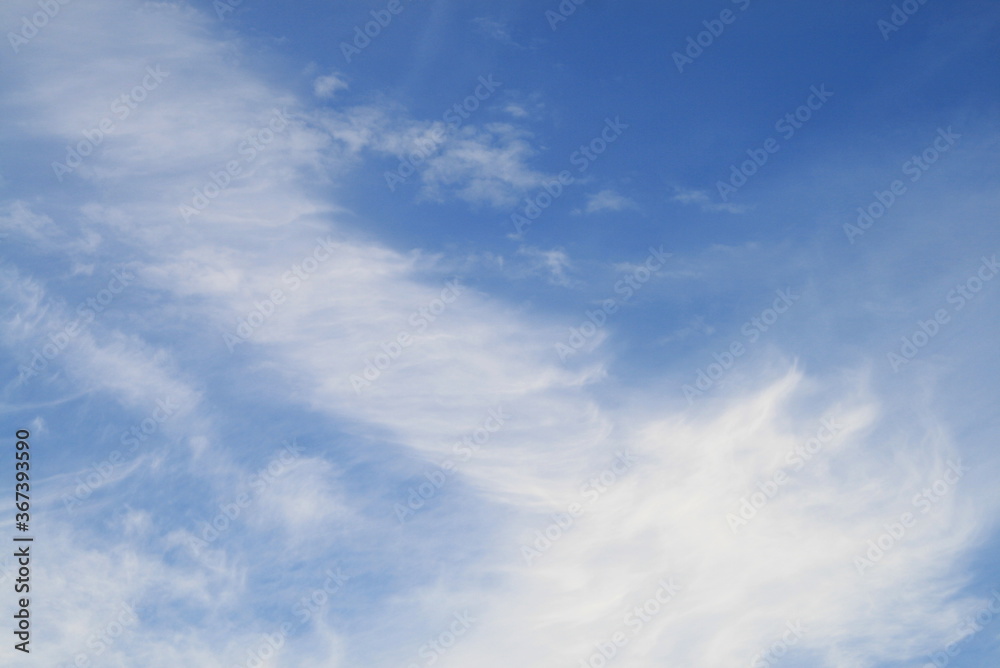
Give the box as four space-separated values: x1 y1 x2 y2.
504 102 529 118
578 188 638 214
657 315 716 344
418 123 550 207
516 245 573 286
672 186 751 214
314 72 348 99
472 16 536 50
315 108 549 208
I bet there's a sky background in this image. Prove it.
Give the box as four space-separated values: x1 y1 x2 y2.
1 0 1000 666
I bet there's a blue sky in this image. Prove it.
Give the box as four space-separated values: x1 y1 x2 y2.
1 0 1000 666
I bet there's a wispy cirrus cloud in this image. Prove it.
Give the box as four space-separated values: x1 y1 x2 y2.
671 186 751 214
1 1 998 668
